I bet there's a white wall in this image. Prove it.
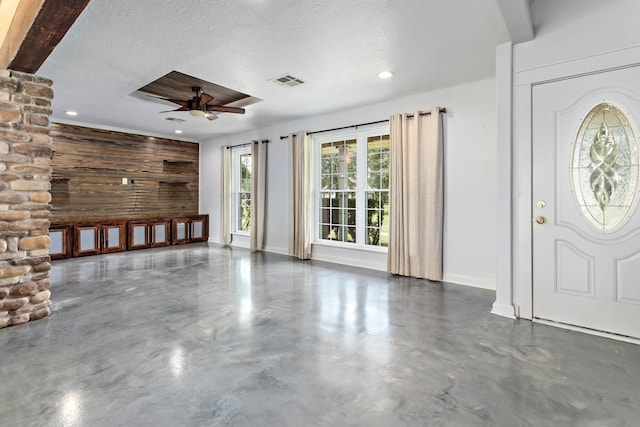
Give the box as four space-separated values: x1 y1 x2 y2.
514 0 640 72
497 0 640 318
201 78 497 290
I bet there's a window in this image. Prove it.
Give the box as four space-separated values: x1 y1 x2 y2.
315 125 390 248
571 103 638 231
319 138 357 243
233 147 252 233
366 134 390 246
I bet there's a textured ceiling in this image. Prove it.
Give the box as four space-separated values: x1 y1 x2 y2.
39 0 512 142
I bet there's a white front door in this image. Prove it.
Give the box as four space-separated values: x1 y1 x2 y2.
532 65 640 339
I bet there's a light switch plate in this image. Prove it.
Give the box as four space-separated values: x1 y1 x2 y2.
122 178 128 185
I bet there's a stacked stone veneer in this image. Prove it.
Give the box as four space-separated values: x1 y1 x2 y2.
0 69 53 328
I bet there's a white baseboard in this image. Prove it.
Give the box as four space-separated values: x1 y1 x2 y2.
205 241 499 297
311 252 387 272
491 301 516 319
443 273 496 291
263 246 289 256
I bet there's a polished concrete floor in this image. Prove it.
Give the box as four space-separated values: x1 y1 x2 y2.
1 243 639 426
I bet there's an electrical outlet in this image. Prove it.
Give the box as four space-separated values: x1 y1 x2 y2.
130 178 135 185
122 178 128 185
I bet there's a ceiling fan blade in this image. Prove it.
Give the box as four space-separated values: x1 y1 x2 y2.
199 93 214 107
165 99 189 108
205 105 246 114
205 113 218 121
159 107 189 113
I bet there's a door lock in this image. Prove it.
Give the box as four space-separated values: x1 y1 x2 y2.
535 216 547 225
536 200 546 208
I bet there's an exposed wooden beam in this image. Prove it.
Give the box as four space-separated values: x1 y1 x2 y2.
0 0 45 69
495 0 534 44
7 0 91 74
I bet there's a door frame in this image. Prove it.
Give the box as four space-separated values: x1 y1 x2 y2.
502 45 640 321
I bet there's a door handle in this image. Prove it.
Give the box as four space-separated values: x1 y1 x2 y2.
535 216 547 225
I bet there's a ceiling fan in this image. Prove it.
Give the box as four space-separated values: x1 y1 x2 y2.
160 86 246 121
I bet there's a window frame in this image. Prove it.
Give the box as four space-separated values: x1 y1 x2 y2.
312 123 390 252
232 146 252 235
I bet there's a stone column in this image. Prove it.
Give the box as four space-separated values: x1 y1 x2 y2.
0 69 53 328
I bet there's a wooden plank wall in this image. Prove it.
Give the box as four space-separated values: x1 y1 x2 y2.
50 123 199 222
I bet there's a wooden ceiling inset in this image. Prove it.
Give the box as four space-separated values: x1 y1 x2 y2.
134 71 260 110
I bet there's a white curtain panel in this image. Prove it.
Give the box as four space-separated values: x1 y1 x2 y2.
387 107 444 280
250 140 267 251
220 145 233 245
288 131 312 259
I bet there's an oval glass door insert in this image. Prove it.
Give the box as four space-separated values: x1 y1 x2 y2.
572 103 639 231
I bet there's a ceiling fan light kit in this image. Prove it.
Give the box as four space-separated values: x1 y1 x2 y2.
189 109 206 117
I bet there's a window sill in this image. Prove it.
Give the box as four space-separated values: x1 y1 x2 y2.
312 239 388 254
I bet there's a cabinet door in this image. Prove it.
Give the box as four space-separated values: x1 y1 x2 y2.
190 216 208 242
101 223 126 253
172 218 189 244
128 221 149 250
74 225 100 257
50 226 72 260
150 220 170 247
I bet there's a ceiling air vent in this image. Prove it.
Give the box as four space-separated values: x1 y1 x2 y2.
164 117 186 123
270 74 304 87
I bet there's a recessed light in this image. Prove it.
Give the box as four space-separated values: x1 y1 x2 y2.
65 111 78 116
174 130 183 134
377 71 394 79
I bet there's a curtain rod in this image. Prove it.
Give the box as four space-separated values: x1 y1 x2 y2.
279 108 446 140
225 139 269 149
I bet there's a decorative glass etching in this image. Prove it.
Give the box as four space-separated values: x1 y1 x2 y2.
572 103 639 231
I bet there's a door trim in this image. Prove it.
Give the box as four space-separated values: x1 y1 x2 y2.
516 45 640 87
